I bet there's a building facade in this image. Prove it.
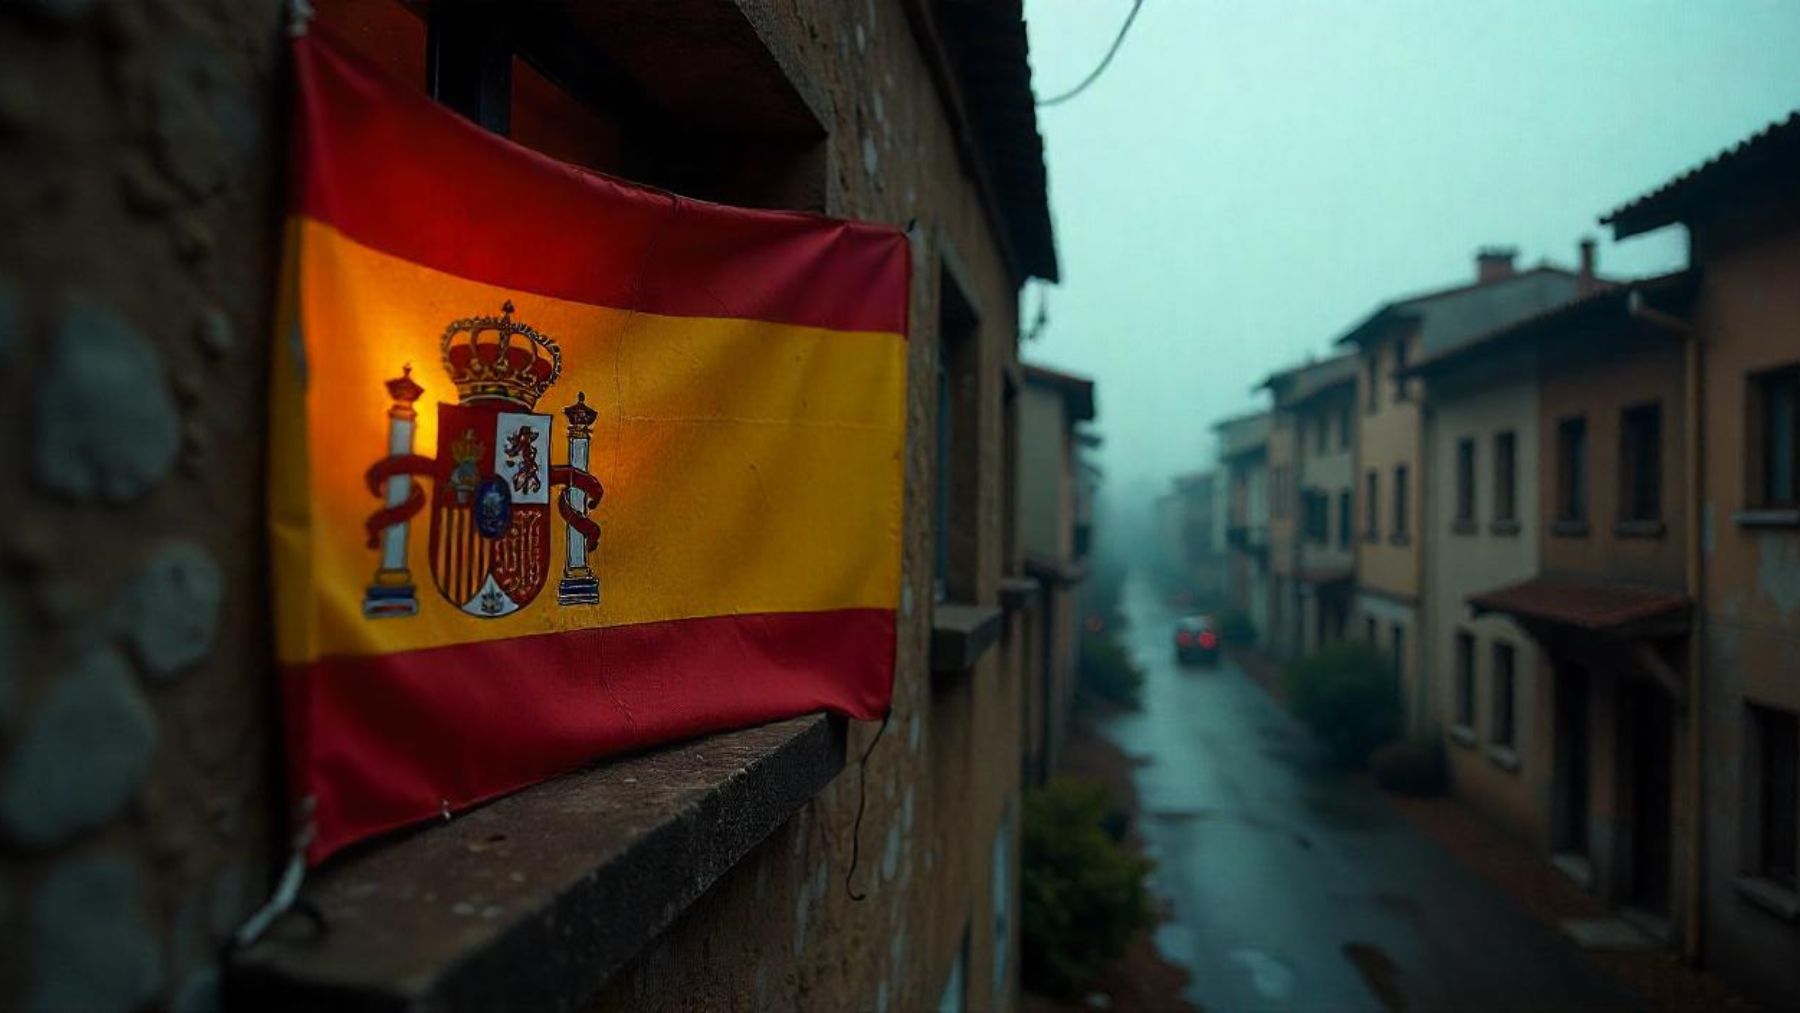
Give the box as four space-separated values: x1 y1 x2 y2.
1019 364 1097 786
1216 412 1272 643
1340 254 1584 735
1607 114 1800 1007
1263 354 1358 658
0 2 1064 1011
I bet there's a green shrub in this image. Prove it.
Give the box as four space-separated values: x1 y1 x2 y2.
1283 642 1401 768
1021 779 1157 996
1079 632 1144 708
1371 738 1448 795
1218 608 1257 648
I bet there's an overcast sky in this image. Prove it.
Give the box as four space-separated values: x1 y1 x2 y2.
1022 0 1800 504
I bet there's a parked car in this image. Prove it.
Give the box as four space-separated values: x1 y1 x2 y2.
1173 615 1220 666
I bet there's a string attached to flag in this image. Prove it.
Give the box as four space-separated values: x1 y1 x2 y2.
843 712 893 902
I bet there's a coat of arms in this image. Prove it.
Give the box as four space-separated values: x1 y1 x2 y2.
360 301 603 619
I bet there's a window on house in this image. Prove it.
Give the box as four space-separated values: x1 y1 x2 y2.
1338 490 1352 549
1454 438 1476 527
1365 470 1380 539
1393 340 1409 401
934 265 980 603
1491 643 1516 749
1750 365 1800 508
1494 430 1517 523
1366 617 1378 644
1315 415 1328 455
1454 632 1475 730
317 1 828 208
1557 416 1588 523
1749 705 1798 889
1621 402 1663 522
1339 404 1352 449
1393 464 1410 537
1366 354 1380 413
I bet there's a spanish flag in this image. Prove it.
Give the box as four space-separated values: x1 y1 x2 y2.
273 30 909 863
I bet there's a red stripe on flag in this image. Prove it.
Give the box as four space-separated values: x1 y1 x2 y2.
286 608 896 863
292 30 910 337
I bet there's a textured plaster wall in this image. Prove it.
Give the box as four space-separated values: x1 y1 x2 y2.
1423 351 1544 843
1693 210 1800 1008
1536 332 1688 587
0 0 285 1009
1353 333 1424 600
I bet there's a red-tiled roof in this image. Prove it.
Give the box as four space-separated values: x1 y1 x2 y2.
1401 270 1696 378
1604 111 1800 239
1468 577 1689 633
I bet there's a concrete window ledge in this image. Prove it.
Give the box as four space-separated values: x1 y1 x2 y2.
1451 518 1477 535
999 576 1042 613
1485 744 1521 773
1552 852 1594 890
1448 725 1478 749
1489 518 1521 536
1733 508 1800 528
227 714 846 1013
931 603 1004 675
1387 532 1412 546
1552 519 1590 538
1733 875 1800 923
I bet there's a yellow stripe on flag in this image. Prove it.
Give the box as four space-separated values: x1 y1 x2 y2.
274 218 906 664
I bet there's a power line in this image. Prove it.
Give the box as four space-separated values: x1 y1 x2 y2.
1036 0 1145 108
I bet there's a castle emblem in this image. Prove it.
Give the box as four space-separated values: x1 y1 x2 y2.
361 301 603 619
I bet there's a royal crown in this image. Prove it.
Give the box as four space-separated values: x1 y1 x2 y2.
439 301 563 410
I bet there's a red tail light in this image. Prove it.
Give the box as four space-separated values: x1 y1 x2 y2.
1176 631 1194 647
1199 631 1218 649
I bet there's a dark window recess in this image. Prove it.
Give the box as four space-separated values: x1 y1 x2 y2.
1494 430 1517 523
1315 415 1328 454
1390 625 1405 692
1338 490 1352 549
1393 341 1409 401
1558 416 1589 522
1366 617 1378 644
934 266 980 603
1455 632 1475 729
1366 471 1380 538
1492 643 1517 748
1455 438 1476 525
1751 366 1800 508
427 1 514 133
1303 490 1330 543
1393 464 1410 536
1366 355 1380 413
1751 705 1799 890
1339 404 1352 449
1621 402 1663 522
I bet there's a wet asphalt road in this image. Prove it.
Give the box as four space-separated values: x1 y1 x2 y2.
1099 574 1637 1012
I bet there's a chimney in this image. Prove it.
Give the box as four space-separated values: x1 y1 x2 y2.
1577 237 1598 296
1476 246 1518 284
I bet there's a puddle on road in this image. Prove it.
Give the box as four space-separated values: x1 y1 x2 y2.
1226 948 1295 1002
1343 941 1407 1012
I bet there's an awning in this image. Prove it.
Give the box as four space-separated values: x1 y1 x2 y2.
1468 576 1689 635
1296 566 1354 587
1468 576 1690 702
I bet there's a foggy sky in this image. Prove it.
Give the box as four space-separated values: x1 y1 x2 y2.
1023 0 1800 503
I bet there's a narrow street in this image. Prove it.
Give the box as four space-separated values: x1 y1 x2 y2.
1102 573 1636 1012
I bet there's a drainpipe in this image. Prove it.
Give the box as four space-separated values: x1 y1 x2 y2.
1629 287 1703 962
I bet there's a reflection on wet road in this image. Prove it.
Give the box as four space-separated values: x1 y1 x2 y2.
1099 573 1634 1012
